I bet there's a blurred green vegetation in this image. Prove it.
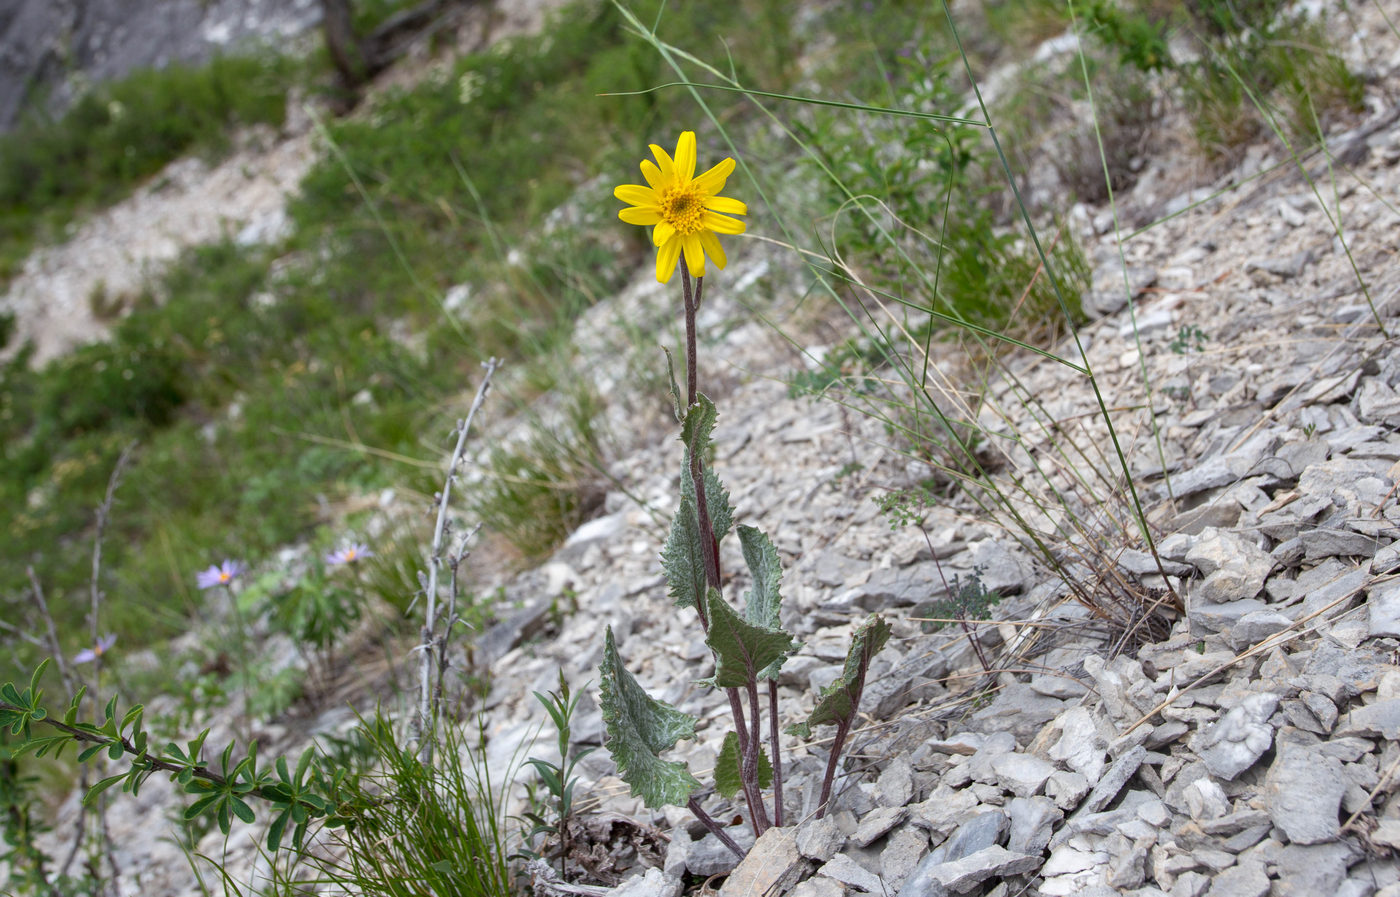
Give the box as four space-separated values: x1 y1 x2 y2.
0 53 301 283
0 0 1368 687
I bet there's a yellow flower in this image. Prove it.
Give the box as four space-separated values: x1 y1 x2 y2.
614 131 747 284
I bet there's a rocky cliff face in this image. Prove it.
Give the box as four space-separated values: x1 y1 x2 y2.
0 0 320 132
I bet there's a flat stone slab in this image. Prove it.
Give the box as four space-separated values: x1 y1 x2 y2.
898 845 1040 896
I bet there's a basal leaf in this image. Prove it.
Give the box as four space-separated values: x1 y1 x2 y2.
599 627 701 808
705 590 798 689
790 615 892 737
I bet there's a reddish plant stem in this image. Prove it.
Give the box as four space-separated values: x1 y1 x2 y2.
687 796 744 859
813 663 871 820
744 679 771 834
768 679 784 827
682 268 768 834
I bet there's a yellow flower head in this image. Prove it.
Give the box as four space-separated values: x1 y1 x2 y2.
614 131 747 284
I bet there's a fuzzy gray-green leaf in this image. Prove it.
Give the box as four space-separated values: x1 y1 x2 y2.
714 732 773 799
792 615 892 735
704 590 798 689
599 627 701 808
738 525 791 680
661 489 705 610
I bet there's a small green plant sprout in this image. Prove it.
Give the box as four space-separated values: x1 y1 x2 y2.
518 671 595 877
602 133 890 855
1169 324 1208 355
912 571 1003 674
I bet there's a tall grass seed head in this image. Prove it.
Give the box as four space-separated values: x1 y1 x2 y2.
614 131 747 284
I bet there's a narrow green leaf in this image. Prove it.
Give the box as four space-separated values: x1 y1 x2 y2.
85 774 127 805
702 464 734 541
267 810 290 852
28 660 49 699
704 590 798 689
231 797 256 825
78 743 107 763
662 346 684 423
791 615 892 737
599 627 700 808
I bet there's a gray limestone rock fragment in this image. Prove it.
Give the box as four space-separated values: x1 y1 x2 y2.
897 846 1040 897
1172 871 1212 897
719 828 809 897
1245 249 1314 279
1299 527 1382 560
1045 770 1091 810
1078 746 1147 814
611 867 683 897
1189 597 1270 637
1271 842 1358 897
796 816 845 863
819 853 884 893
851 806 907 848
1303 640 1390 699
1005 797 1062 855
1367 578 1400 638
1106 835 1149 889
1196 692 1279 780
1264 742 1345 845
1227 611 1294 651
880 826 930 890
990 752 1056 798
876 757 915 808
966 731 1018 783
929 810 1007 863
788 877 845 897
1046 705 1108 783
966 684 1067 740
688 828 752 877
1336 698 1400 739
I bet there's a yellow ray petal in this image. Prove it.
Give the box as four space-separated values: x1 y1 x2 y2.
614 184 658 208
653 221 675 247
650 143 675 181
674 131 697 182
693 157 735 195
683 233 706 277
656 236 682 283
703 195 746 216
620 207 661 225
702 210 746 235
699 230 727 270
641 159 664 189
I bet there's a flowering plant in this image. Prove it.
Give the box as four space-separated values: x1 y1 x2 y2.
601 133 888 857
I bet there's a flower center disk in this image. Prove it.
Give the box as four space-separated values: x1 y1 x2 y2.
662 187 705 235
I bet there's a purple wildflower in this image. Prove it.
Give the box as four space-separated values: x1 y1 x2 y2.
74 633 117 665
326 543 373 566
197 559 247 590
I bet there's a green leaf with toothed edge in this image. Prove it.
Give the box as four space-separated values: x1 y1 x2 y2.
714 732 773 799
599 627 701 808
704 589 799 689
786 615 892 739
737 525 797 680
661 485 706 611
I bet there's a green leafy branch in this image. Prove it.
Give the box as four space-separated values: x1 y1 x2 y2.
0 660 350 854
